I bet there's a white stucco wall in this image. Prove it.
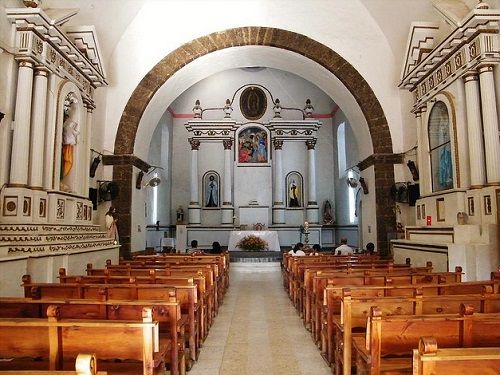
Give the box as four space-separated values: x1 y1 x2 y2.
101 0 404 161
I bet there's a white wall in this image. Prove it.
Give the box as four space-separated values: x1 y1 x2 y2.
101 0 405 161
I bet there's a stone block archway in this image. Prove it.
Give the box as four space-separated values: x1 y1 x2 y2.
112 26 397 257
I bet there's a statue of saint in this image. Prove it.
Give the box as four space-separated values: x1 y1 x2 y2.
205 175 218 207
61 98 80 177
176 206 185 223
289 180 300 207
323 200 333 224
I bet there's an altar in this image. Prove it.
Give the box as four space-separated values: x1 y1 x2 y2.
228 230 281 252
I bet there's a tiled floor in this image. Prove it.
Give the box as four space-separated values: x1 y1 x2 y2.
188 263 331 375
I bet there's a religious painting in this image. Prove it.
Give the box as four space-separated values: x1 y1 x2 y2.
428 101 453 192
240 86 267 121
237 126 269 164
203 171 220 208
286 172 303 208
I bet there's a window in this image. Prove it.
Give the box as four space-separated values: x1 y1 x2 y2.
428 101 453 192
337 122 346 178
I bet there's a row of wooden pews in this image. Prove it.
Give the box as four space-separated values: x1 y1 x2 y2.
0 252 230 375
282 252 500 374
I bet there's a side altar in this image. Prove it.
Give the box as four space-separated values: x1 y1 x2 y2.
228 230 281 252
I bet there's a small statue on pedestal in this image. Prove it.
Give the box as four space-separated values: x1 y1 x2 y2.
176 206 185 224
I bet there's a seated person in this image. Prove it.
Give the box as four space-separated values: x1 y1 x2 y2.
335 238 354 255
366 242 376 255
288 242 306 256
187 239 200 254
211 241 223 254
308 243 321 256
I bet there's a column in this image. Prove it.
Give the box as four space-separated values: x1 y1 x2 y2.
188 139 201 224
272 139 285 224
221 139 234 225
10 59 35 186
306 139 319 223
463 72 486 188
29 67 49 189
83 100 95 196
415 109 425 194
418 106 430 195
478 64 500 185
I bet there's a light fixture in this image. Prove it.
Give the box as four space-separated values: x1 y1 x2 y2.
144 176 161 188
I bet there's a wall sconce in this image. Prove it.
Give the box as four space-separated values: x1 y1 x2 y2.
359 177 369 194
136 165 164 189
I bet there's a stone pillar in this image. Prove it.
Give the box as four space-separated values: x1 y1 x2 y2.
463 72 486 188
272 139 285 224
83 100 95 196
306 139 319 224
10 60 34 186
221 139 234 225
418 106 430 195
188 139 201 224
478 65 500 185
29 67 49 189
415 109 425 193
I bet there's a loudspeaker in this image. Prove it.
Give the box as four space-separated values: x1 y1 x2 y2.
98 181 120 201
89 156 101 178
89 188 98 210
408 184 420 206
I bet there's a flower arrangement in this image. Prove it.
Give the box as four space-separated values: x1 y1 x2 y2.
236 235 268 251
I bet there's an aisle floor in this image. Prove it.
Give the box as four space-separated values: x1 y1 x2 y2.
188 263 331 375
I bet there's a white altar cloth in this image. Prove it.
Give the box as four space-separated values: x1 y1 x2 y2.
228 230 280 252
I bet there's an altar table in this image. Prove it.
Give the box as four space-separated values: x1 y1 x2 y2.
228 230 281 252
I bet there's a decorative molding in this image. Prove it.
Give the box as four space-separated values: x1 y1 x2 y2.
222 139 233 150
272 139 283 150
6 7 107 103
189 139 200 150
306 139 317 150
401 22 440 80
400 9 500 108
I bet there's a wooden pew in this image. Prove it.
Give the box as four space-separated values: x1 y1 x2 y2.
413 336 500 375
322 279 500 366
0 297 184 375
60 269 210 346
352 305 500 375
0 306 164 375
333 287 500 375
85 265 215 330
308 267 462 344
22 276 199 367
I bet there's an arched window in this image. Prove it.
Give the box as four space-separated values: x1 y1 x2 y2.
428 101 453 192
337 122 346 178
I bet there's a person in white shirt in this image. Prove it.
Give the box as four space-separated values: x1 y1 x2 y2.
335 238 354 255
288 242 306 256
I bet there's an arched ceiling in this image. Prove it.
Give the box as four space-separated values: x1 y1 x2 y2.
131 46 374 160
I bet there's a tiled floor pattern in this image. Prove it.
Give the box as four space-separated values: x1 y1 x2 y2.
188 263 331 375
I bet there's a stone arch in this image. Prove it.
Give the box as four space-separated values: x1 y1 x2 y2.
113 27 396 257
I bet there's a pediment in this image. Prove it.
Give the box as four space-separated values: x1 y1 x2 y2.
400 22 440 80
65 25 106 78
